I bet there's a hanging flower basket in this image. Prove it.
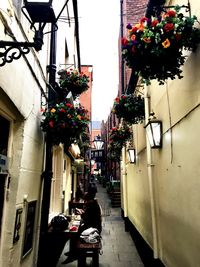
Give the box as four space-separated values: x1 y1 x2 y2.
41 101 89 145
112 94 145 124
108 125 132 161
122 6 200 85
58 69 89 98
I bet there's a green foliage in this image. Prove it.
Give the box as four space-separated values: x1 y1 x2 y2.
122 6 200 85
112 94 145 124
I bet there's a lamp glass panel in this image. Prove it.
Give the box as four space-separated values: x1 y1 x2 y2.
128 149 135 163
146 124 155 147
93 140 104 150
25 0 52 3
151 122 161 146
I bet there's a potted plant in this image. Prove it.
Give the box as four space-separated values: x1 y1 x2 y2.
122 6 200 85
112 94 145 124
58 69 89 98
41 101 89 145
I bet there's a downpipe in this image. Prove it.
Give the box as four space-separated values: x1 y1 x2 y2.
144 85 159 259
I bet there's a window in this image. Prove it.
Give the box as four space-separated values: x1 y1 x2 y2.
0 115 10 156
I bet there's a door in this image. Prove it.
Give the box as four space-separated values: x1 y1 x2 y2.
0 115 10 237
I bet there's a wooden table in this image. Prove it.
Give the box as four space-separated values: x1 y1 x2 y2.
38 216 81 267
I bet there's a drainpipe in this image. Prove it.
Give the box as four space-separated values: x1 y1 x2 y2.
37 23 57 267
121 146 128 230
144 85 159 259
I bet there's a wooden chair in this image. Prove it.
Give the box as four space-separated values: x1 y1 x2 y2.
77 240 102 267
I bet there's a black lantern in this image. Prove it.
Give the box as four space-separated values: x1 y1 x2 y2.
127 148 136 163
23 0 56 23
93 135 104 150
145 117 162 148
0 0 57 66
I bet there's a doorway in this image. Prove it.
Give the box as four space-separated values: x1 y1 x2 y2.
0 174 6 235
0 115 10 237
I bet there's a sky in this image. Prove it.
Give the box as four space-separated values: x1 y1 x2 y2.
78 0 120 122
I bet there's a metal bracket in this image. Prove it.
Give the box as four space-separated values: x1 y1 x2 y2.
0 41 34 67
162 1 191 17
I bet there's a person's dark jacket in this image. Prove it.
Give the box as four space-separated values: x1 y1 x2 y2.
79 199 102 234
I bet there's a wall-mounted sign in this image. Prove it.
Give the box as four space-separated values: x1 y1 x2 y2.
13 208 23 244
22 201 37 258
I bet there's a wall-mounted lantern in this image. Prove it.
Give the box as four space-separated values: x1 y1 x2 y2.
145 114 162 148
0 0 58 66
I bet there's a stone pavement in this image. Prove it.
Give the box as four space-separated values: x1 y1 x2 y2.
57 182 145 267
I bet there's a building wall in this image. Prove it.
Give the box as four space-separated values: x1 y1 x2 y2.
0 1 78 266
79 65 93 121
122 1 200 267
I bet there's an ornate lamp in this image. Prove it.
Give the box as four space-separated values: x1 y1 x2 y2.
23 0 56 23
93 135 104 150
0 0 57 66
145 114 162 148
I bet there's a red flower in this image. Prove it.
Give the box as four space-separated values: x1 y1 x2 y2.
151 19 159 27
166 10 176 17
164 23 174 32
131 26 138 33
115 97 120 103
60 108 65 112
140 17 148 23
49 121 54 128
66 103 73 108
121 95 127 99
121 37 128 46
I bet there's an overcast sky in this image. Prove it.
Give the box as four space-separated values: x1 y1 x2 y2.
78 0 120 122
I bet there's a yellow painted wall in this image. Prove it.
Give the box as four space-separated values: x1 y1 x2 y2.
123 1 200 266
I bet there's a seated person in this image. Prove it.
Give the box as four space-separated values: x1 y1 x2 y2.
62 190 102 264
77 191 102 234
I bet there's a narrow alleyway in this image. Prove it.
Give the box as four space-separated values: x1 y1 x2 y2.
56 182 145 267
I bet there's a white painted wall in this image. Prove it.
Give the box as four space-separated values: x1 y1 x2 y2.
0 0 77 266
